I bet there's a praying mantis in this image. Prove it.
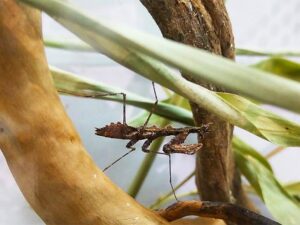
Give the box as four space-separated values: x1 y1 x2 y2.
62 82 210 200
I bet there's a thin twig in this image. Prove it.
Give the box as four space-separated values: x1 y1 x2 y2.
127 93 180 197
265 146 285 159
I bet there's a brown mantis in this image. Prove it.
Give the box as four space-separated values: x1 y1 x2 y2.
61 82 210 200
93 82 209 200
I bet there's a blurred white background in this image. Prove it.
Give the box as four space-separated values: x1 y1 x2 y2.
1 0 300 224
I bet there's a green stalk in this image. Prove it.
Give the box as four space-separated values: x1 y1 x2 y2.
44 39 93 51
127 95 184 197
44 40 300 58
51 67 194 126
236 48 300 57
21 0 300 145
127 134 166 198
13 0 264 126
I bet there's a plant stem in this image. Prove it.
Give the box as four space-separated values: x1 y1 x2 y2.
127 94 184 198
266 146 285 159
236 48 300 57
127 135 166 197
44 39 93 51
45 39 300 58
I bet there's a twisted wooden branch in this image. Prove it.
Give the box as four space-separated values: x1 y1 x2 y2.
140 0 255 214
0 1 169 224
158 201 281 225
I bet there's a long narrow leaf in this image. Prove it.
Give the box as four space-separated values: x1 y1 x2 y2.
47 20 250 129
234 138 300 225
253 57 300 82
23 0 300 146
284 182 300 198
53 67 300 146
236 48 300 57
44 39 93 51
232 137 272 171
22 0 300 112
20 0 300 113
221 94 300 146
52 67 194 125
45 39 300 58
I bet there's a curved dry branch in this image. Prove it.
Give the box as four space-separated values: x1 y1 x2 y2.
0 1 169 225
157 201 281 225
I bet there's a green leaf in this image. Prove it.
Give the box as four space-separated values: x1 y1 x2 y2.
236 48 300 57
21 0 300 113
51 67 194 126
220 93 300 146
253 57 300 82
282 182 300 203
234 139 300 225
284 182 300 198
25 0 300 147
232 137 272 171
52 67 300 146
44 39 93 52
129 111 164 127
129 95 183 127
44 39 300 58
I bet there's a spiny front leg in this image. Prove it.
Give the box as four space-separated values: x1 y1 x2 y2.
142 138 166 155
126 139 138 150
163 131 203 155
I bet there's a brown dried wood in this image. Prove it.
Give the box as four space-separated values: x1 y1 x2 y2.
140 0 255 215
157 200 281 225
0 1 170 225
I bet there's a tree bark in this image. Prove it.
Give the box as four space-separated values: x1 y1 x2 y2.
0 1 169 225
140 0 254 213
